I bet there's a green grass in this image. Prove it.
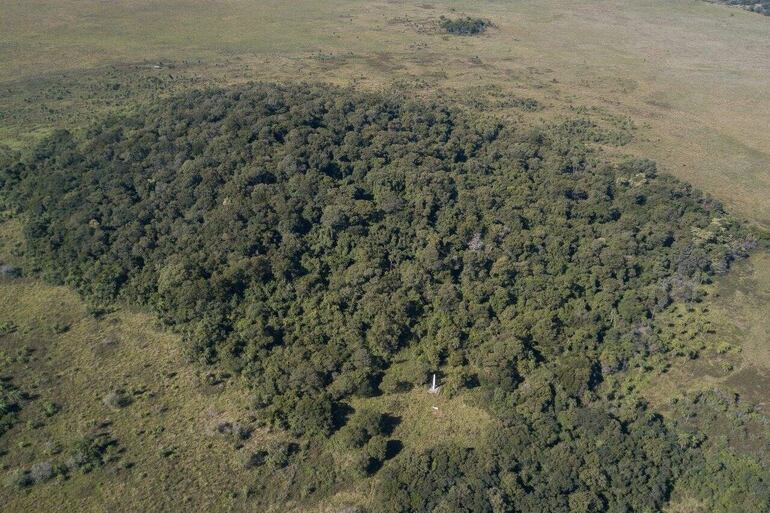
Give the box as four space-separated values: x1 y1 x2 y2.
0 270 257 511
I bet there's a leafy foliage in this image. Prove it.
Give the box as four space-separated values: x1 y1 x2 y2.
0 379 24 438
0 83 757 509
375 406 681 513
669 390 770 512
67 433 119 473
439 16 491 35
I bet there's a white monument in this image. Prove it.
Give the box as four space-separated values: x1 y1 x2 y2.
429 373 440 394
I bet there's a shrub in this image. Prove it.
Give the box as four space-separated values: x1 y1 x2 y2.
0 264 21 278
42 401 60 417
213 421 251 442
0 321 17 336
439 16 491 35
67 433 117 473
340 409 385 449
265 441 297 469
102 391 132 409
28 461 54 484
4 469 32 490
0 380 24 438
239 450 268 469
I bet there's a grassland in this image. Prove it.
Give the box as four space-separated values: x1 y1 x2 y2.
638 251 770 413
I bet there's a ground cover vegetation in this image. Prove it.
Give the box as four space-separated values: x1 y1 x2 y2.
1 82 765 511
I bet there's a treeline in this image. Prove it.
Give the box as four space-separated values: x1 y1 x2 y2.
708 0 770 15
0 83 757 509
375 405 682 512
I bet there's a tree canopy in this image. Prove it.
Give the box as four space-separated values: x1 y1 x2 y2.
0 83 758 510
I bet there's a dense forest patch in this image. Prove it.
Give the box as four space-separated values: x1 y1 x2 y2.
0 83 759 510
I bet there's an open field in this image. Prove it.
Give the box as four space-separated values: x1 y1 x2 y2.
2 0 770 226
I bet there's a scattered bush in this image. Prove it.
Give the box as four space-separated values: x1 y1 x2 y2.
439 16 491 35
265 441 298 469
0 379 24 438
0 264 21 278
67 433 118 473
42 401 60 417
708 0 770 16
240 449 268 469
28 461 54 484
0 321 17 336
102 391 132 409
213 420 252 444
4 468 33 490
51 321 70 334
340 409 385 449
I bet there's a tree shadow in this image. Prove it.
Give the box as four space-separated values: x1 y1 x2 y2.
385 439 403 460
332 401 355 431
381 414 402 436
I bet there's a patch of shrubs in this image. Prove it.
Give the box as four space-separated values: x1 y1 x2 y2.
340 409 399 476
42 401 60 417
239 449 268 469
709 0 770 16
439 15 491 35
66 432 120 473
668 389 770 512
506 96 542 112
0 320 17 336
339 409 386 449
102 390 132 409
373 406 683 513
0 263 21 278
212 420 252 447
5 432 119 490
0 378 24 438
267 440 299 469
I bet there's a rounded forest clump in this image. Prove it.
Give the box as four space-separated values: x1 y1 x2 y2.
0 82 758 511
